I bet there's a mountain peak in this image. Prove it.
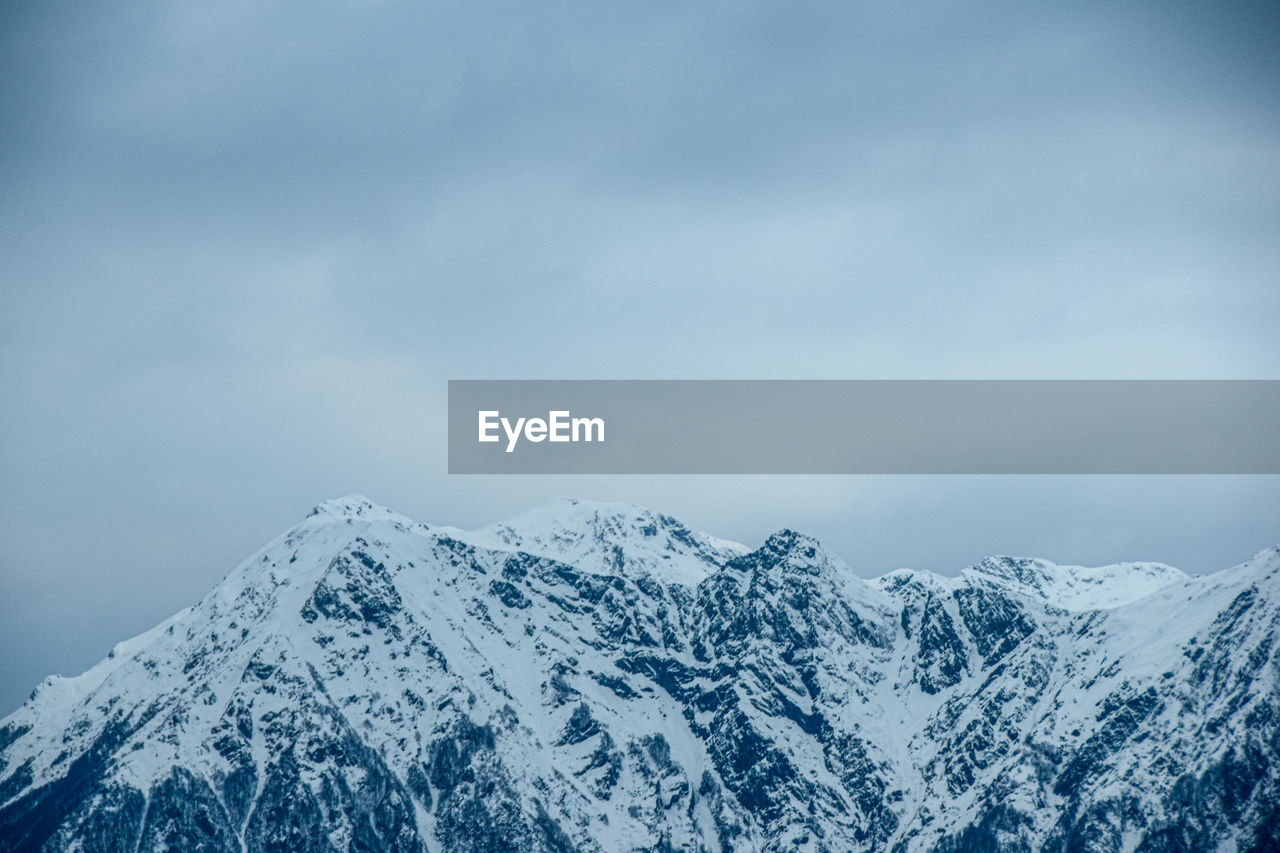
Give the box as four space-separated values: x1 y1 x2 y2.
472 498 748 585
304 494 416 526
870 566 953 595
759 527 822 555
963 555 1189 611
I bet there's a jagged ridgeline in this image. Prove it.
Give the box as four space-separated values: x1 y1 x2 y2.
1 496 1278 852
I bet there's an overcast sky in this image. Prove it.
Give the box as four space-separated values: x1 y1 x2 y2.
2 1 1278 715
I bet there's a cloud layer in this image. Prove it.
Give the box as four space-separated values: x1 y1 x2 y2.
2 0 1278 713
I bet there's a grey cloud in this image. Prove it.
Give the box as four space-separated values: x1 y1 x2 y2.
2 0 1278 714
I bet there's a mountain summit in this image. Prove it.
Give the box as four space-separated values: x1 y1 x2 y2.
1 497 1277 852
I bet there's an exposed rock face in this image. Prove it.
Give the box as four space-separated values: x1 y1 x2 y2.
2 496 1277 852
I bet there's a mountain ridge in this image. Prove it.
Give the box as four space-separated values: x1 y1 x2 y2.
1 496 1276 852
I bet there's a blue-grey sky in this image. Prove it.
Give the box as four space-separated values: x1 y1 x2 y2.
2 1 1279 715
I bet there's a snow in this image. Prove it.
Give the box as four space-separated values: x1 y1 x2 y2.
466 496 749 585
2 495 1276 852
961 555 1189 611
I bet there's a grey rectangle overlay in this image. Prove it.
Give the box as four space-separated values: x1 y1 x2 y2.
448 380 1279 474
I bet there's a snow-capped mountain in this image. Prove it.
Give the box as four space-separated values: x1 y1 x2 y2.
1 496 1277 852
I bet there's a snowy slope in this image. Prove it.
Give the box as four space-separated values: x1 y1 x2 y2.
962 556 1189 611
466 497 749 585
1 497 1276 852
